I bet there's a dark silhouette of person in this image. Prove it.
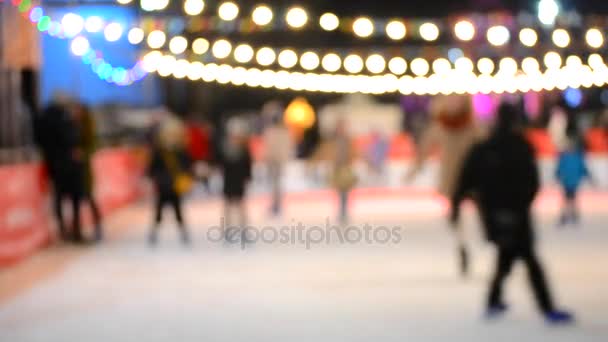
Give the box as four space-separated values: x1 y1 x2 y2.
451 103 574 324
34 99 79 241
68 103 103 243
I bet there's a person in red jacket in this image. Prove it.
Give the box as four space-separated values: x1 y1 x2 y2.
185 119 212 192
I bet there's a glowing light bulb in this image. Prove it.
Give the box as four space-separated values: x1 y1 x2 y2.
322 53 342 72
454 20 475 41
192 38 209 54
286 7 308 29
104 22 123 42
366 54 386 74
71 36 90 56
300 51 320 71
278 50 298 68
256 47 276 66
184 0 205 16
252 5 273 26
544 51 562 70
552 29 570 48
85 16 103 33
128 27 144 45
320 13 339 31
432 58 451 75
519 28 538 47
234 44 254 63
169 36 188 55
212 39 232 59
487 25 509 46
147 30 166 49
419 22 439 41
386 20 406 40
62 13 84 38
586 28 604 49
344 55 364 74
389 57 407 75
477 58 495 75
353 17 374 38
218 2 239 21
411 58 430 76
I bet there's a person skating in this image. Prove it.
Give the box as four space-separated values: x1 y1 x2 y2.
556 137 592 227
451 103 574 325
148 116 193 246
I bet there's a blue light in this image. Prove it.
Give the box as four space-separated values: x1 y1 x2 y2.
564 87 583 108
29 7 43 23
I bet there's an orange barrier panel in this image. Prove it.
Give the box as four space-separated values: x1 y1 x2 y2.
0 148 146 267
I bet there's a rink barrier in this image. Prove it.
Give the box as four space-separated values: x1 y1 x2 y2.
0 148 146 267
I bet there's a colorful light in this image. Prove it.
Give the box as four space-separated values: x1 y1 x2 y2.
37 16 51 32
29 7 43 23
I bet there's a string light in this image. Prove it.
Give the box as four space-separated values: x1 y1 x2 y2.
147 30 166 49
320 13 339 31
344 55 364 73
61 13 84 38
522 57 540 74
184 0 205 16
70 36 90 56
104 22 123 42
519 28 538 47
388 57 407 75
487 25 509 46
169 36 188 54
218 2 239 21
544 51 562 69
85 16 104 33
499 57 518 75
552 29 570 48
256 47 276 66
300 51 320 71
192 38 210 54
366 54 386 74
432 58 451 75
212 39 232 59
386 20 406 40
455 57 474 73
454 20 475 41
411 58 430 76
128 27 145 45
477 57 495 75
419 23 439 41
278 49 298 68
234 44 254 63
353 17 374 38
252 5 273 26
586 28 604 49
286 7 308 29
322 53 342 72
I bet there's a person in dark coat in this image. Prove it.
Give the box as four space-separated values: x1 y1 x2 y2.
68 103 103 243
147 117 192 246
34 99 79 241
219 119 252 234
451 103 574 325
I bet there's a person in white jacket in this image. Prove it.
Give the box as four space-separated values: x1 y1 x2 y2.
263 113 294 216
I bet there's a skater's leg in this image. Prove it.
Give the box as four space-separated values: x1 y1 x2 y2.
172 194 190 244
488 246 516 310
520 244 556 314
149 193 164 245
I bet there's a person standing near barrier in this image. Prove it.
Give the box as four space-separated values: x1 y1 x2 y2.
68 103 103 243
148 116 193 246
34 95 79 241
451 103 574 325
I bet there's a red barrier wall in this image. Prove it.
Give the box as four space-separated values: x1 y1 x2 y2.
0 148 145 267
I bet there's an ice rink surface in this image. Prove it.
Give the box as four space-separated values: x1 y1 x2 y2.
0 188 607 341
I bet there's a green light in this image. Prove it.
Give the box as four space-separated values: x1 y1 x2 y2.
37 16 50 32
18 0 31 13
